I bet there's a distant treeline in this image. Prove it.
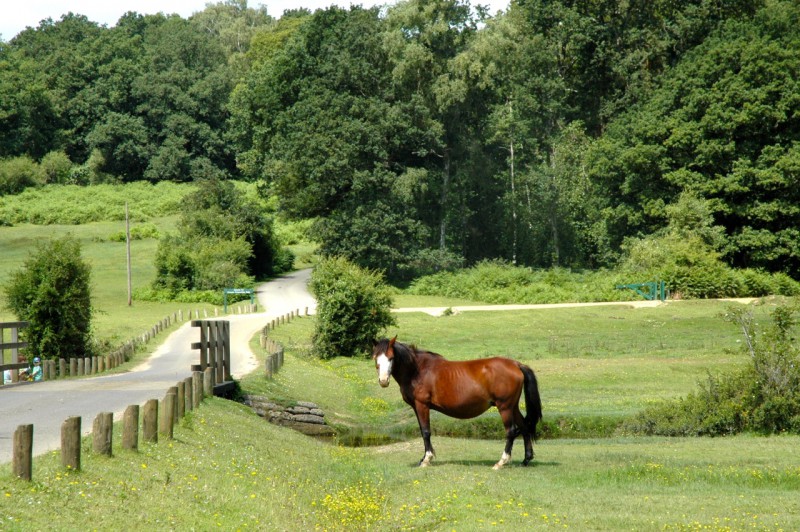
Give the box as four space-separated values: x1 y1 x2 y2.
2 0 798 282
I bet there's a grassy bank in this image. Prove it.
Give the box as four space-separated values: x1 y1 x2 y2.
2 398 797 530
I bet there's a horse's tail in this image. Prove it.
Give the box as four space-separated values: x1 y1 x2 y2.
518 363 543 440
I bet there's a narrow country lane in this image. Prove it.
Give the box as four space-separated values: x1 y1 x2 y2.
0 269 316 464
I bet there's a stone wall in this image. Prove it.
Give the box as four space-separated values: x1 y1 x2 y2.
244 395 334 437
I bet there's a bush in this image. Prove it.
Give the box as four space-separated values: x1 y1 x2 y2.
108 223 161 242
625 301 800 436
2 236 93 360
620 233 744 298
39 151 73 184
407 260 637 304
309 257 396 359
0 155 42 195
0 182 192 226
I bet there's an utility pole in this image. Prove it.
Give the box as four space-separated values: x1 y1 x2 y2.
126 202 132 306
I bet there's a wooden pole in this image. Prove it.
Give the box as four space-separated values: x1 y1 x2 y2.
193 371 203 408
61 416 81 471
122 405 139 450
203 367 213 397
183 376 193 412
92 412 113 456
177 381 185 419
126 201 132 306
142 399 158 443
160 393 176 439
13 424 33 481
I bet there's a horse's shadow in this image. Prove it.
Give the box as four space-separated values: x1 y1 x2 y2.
408 459 560 468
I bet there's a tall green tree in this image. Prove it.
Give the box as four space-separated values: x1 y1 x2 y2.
383 0 483 255
585 1 800 273
230 6 434 276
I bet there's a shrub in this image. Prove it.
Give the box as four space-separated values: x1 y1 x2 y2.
620 233 743 298
108 223 161 242
407 260 637 304
39 151 73 184
2 236 93 360
625 301 800 436
309 256 396 359
0 155 42 195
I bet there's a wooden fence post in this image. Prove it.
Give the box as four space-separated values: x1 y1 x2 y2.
160 394 175 439
142 399 158 443
92 412 113 456
177 381 185 420
203 367 213 397
222 321 231 382
122 405 139 450
61 416 81 471
193 371 203 408
13 424 33 481
168 386 179 424
183 377 193 412
265 353 273 378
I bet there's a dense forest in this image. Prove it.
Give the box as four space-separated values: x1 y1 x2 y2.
2 0 799 285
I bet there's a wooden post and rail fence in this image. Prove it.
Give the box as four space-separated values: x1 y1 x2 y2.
0 301 260 386
4 306 306 482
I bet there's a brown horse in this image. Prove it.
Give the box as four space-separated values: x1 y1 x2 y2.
371 337 542 469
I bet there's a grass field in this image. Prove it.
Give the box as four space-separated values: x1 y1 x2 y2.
2 199 798 529
1 397 797 530
2 287 797 529
245 300 770 439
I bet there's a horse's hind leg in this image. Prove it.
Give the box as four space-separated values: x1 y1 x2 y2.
521 430 533 466
493 407 519 470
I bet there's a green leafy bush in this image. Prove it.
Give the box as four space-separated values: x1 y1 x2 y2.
108 223 161 242
309 256 396 359
0 155 42 195
407 260 636 304
2 236 93 360
0 182 191 225
39 151 73 184
625 302 800 436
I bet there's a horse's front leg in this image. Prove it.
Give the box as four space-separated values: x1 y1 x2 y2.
414 403 435 467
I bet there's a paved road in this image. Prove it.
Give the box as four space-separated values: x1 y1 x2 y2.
0 269 316 464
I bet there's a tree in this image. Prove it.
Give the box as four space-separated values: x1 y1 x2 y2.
151 177 289 296
585 2 800 273
309 256 396 359
3 236 92 360
383 0 483 254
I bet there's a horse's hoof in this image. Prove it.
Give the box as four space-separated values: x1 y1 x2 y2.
492 463 504 470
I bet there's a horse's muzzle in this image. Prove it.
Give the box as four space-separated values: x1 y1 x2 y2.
378 377 391 388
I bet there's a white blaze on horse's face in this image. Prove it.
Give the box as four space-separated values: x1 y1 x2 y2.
376 352 393 387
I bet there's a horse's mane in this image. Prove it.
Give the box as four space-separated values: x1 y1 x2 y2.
393 340 443 365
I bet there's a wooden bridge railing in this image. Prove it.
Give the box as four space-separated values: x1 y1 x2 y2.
0 322 29 384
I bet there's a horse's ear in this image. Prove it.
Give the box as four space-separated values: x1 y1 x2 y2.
389 336 397 347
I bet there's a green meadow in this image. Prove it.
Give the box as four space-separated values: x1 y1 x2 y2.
1 200 798 530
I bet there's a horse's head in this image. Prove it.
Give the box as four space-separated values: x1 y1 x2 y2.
372 336 397 388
